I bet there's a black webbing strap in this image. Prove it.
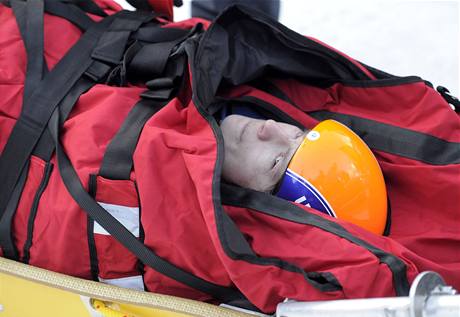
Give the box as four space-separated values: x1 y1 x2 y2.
0 9 155 259
91 12 153 65
10 0 69 162
34 9 146 161
5 0 97 32
34 78 95 161
99 26 196 179
135 26 190 43
87 174 100 281
44 0 96 31
10 0 46 99
99 44 186 179
0 12 117 224
35 8 140 160
0 160 30 259
60 0 108 17
48 109 246 304
0 0 46 260
99 98 167 179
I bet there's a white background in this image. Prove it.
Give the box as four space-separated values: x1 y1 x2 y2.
116 0 459 97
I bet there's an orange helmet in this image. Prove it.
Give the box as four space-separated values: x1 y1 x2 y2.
275 120 387 235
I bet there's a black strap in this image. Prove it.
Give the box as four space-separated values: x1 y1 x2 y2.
99 45 186 178
87 174 100 281
60 0 108 17
0 160 30 259
5 0 97 32
99 27 196 179
0 10 155 260
0 13 116 221
10 0 46 99
310 110 460 165
0 10 152 223
47 108 246 304
33 78 95 161
135 26 189 43
0 0 46 260
0 4 248 306
99 98 167 179
45 0 96 31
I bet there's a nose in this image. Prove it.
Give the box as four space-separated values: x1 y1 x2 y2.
257 120 290 144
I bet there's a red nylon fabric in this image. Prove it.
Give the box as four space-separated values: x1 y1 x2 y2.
1 3 459 314
147 0 173 20
94 176 140 280
134 97 232 301
12 156 47 261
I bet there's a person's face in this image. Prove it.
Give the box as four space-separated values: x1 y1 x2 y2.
221 115 305 192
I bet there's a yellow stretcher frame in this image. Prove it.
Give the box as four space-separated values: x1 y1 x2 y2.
0 257 253 317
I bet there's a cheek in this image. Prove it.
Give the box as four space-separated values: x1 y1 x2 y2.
223 146 254 184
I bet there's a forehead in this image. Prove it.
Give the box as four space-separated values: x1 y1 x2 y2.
221 114 260 130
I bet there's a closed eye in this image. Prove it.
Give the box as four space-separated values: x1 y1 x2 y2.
238 121 250 144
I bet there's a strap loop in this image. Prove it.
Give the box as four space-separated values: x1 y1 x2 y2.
84 60 113 82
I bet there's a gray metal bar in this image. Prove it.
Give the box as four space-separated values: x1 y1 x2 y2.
276 295 460 317
276 272 460 317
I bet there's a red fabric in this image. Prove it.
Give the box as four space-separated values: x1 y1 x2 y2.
273 78 460 141
94 176 140 279
26 155 92 279
135 98 233 301
148 0 173 21
95 234 140 279
12 156 47 261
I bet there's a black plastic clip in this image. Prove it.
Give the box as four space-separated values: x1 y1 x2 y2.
437 86 460 112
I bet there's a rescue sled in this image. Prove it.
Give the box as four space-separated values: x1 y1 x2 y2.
0 256 252 317
0 0 459 316
1 256 459 317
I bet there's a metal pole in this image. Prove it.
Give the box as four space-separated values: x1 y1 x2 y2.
276 272 460 317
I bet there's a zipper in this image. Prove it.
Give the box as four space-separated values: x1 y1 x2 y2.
22 161 54 264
